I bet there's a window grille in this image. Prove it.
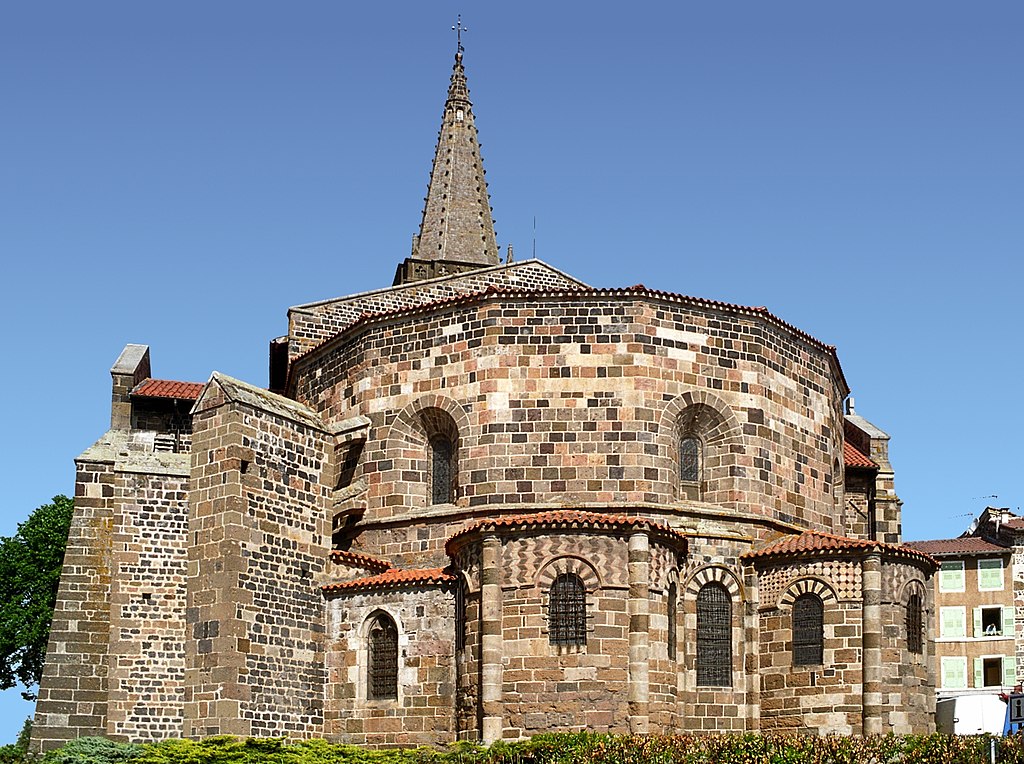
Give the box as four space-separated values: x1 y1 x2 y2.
697 583 732 686
549 573 587 646
368 614 398 699
430 436 453 504
667 581 678 661
907 593 923 654
680 437 700 483
455 579 467 652
793 593 824 666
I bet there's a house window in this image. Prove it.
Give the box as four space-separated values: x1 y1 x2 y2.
549 573 587 646
941 656 967 689
906 593 923 654
430 435 453 504
978 559 1004 591
667 581 678 661
697 583 732 686
939 607 966 638
367 613 398 700
939 561 965 592
792 593 824 666
975 656 1016 688
975 606 1012 638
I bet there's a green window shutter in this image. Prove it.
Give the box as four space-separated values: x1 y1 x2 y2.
1004 608 1015 637
979 559 1003 590
974 608 983 638
940 562 965 591
1005 657 1017 688
974 658 984 688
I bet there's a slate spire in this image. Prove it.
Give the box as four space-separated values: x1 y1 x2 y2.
394 48 500 285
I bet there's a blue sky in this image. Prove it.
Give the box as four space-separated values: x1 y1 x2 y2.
1 1 1022 742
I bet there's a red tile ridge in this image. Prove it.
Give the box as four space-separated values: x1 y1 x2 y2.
843 441 876 469
285 285 845 394
329 549 394 572
903 537 1009 556
131 378 205 400
446 510 687 555
321 567 454 593
741 529 935 566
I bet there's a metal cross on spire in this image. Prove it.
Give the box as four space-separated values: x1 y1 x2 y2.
453 15 467 55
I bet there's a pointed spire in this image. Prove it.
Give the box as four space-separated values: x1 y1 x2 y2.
394 46 500 285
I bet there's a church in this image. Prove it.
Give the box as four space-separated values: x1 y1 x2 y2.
33 45 936 751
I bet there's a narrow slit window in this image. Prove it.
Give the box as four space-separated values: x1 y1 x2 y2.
430 435 453 505
697 583 732 686
367 614 398 700
793 593 824 666
549 573 587 646
907 593 923 654
667 581 678 661
455 579 467 652
680 437 700 483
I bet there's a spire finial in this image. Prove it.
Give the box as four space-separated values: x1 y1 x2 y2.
452 15 467 57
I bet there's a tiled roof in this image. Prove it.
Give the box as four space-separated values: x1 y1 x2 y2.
843 441 876 469
903 537 1008 557
1003 518 1024 531
287 284 847 395
446 510 687 554
741 530 935 566
131 378 205 400
321 567 454 593
329 549 393 572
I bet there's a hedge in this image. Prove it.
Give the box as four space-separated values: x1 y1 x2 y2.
16 732 1024 764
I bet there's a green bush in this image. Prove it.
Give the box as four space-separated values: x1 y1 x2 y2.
33 732 1024 764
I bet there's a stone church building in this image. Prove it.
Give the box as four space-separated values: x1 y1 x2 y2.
33 48 936 750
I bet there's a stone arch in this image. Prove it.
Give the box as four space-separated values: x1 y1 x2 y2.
684 564 743 600
536 555 601 593
383 395 471 507
658 390 743 501
778 576 838 609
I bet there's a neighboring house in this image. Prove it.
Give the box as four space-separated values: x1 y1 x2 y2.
906 509 1021 699
32 45 936 751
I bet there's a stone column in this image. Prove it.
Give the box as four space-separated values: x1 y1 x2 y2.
480 535 504 744
627 531 650 734
744 568 760 731
862 553 883 735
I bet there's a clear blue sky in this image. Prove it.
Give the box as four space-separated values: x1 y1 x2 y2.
1 0 1021 743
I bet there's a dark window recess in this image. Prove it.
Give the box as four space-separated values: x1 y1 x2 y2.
680 437 700 483
549 573 587 646
430 436 453 504
793 593 824 666
455 579 467 652
907 593 924 653
667 581 678 661
697 582 732 686
368 614 398 699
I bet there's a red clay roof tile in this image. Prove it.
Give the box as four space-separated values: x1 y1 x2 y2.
329 549 393 572
131 378 205 400
843 441 876 469
321 567 454 593
742 530 934 566
446 510 687 555
903 537 1008 557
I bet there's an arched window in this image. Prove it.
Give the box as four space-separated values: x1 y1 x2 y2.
367 613 398 699
680 437 700 484
793 593 824 666
906 592 923 655
667 581 678 661
430 435 453 504
697 583 732 686
549 573 587 646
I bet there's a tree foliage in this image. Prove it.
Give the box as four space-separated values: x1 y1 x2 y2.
0 495 74 699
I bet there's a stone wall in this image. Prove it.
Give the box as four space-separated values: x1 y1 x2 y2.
324 585 456 746
184 376 331 738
